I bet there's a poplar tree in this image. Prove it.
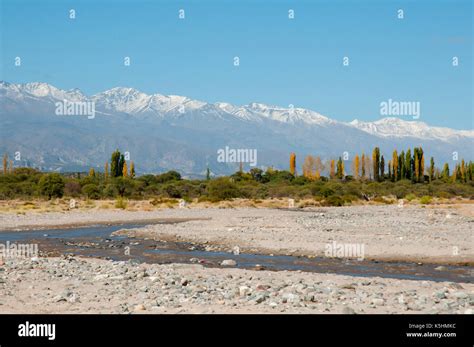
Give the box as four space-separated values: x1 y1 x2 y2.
110 150 121 178
104 162 109 181
372 147 380 181
130 161 135 178
429 157 435 182
361 154 366 179
380 155 385 179
353 155 360 180
314 156 324 180
420 153 425 183
392 150 398 181
365 155 372 180
330 159 335 179
336 157 344 179
119 154 125 177
123 161 128 177
413 147 424 182
414 152 419 182
442 163 450 180
289 153 296 176
303 155 316 179
452 164 458 182
399 150 405 179
2 154 8 175
405 149 412 179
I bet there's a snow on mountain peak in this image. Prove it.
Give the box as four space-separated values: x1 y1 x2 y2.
0 81 86 101
1 81 472 141
349 117 474 141
241 102 333 125
23 82 57 97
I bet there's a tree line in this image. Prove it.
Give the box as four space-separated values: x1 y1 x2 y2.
294 146 473 183
0 148 473 202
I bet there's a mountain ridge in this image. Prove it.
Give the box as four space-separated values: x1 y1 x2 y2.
1 81 472 175
3 81 472 137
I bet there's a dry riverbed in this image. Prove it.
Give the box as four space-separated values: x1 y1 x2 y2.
0 256 473 314
1 205 473 264
112 205 473 264
0 204 473 314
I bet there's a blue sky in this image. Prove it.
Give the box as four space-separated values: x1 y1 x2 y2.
1 0 472 129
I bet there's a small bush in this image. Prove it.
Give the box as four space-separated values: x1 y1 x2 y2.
82 184 100 199
207 178 240 200
164 184 181 198
64 181 82 196
319 187 335 198
373 196 393 204
115 197 128 209
156 170 181 183
419 196 432 204
323 196 344 206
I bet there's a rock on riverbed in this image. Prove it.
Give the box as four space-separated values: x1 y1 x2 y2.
0 256 472 314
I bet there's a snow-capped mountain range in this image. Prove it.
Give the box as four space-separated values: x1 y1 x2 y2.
1 81 472 175
349 118 473 141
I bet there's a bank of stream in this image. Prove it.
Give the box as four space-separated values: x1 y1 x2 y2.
0 221 471 284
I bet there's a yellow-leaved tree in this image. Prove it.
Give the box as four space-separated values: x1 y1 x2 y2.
314 156 324 180
302 155 316 179
353 154 360 180
123 161 128 177
392 150 398 181
330 159 335 179
289 153 296 176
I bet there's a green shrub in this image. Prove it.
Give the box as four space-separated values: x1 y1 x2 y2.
38 173 65 199
64 181 82 197
112 177 135 197
207 178 240 200
341 194 359 203
115 197 128 209
164 184 181 198
320 187 335 198
2 166 474 201
419 196 432 204
156 170 181 183
323 196 344 206
82 184 101 199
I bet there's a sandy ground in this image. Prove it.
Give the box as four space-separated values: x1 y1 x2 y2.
1 204 473 314
1 205 473 264
0 256 472 314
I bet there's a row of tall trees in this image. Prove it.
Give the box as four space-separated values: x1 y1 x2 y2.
107 150 135 178
1 150 136 179
1 149 472 184
291 148 473 183
386 147 425 182
86 150 135 180
301 155 346 180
